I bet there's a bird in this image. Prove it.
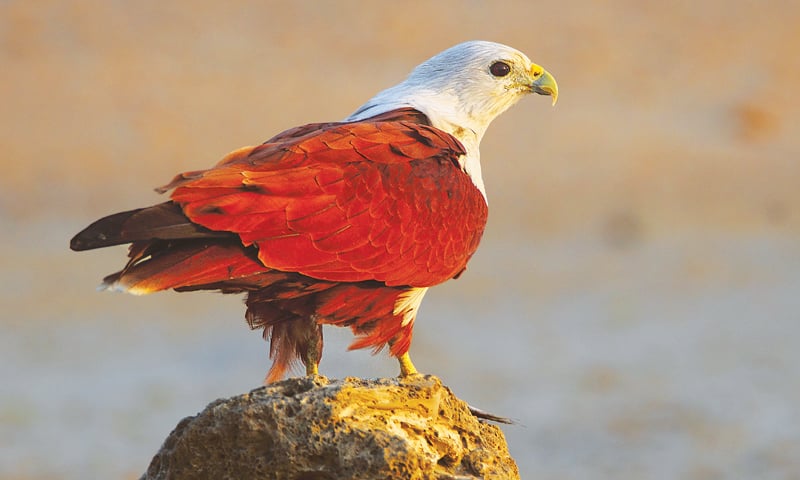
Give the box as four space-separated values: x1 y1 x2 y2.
70 40 558 383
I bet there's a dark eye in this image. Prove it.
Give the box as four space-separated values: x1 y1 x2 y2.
489 61 511 77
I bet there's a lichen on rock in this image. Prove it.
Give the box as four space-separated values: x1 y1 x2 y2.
141 375 519 479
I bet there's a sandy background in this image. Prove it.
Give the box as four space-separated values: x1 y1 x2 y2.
2 1 799 479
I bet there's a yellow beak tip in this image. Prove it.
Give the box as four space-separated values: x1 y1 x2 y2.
530 68 559 107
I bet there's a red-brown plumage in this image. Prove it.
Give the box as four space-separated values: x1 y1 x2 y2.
71 108 489 381
168 120 487 287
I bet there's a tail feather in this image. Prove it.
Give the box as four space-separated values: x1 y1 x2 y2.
70 202 229 251
105 240 267 295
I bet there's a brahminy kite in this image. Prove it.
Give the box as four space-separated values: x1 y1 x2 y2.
71 41 558 382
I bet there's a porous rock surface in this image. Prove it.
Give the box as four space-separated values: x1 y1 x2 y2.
140 375 519 479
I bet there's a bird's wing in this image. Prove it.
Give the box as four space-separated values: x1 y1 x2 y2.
165 119 488 287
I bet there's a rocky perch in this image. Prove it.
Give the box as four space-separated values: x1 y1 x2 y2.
140 375 519 479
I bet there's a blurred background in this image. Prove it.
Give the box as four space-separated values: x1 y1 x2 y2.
2 1 799 479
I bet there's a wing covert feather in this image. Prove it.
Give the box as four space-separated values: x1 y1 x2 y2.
167 120 488 287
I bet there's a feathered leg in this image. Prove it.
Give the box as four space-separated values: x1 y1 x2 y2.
245 288 330 383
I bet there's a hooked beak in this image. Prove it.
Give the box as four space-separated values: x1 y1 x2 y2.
530 65 558 106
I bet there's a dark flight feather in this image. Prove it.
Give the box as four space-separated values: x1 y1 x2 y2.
70 201 230 251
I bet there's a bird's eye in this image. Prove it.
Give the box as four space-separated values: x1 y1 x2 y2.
489 61 511 77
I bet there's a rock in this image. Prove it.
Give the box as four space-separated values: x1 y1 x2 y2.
140 375 519 480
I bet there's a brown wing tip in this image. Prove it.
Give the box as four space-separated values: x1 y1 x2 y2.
69 231 100 251
69 208 141 251
70 225 118 251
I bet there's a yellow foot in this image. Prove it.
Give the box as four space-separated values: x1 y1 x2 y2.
398 352 418 377
306 362 319 376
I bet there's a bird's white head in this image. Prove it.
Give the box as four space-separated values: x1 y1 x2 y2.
349 40 557 147
347 41 557 200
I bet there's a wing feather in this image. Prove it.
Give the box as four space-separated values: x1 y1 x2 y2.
164 119 487 287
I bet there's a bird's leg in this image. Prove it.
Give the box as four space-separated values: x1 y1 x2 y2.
299 320 323 377
390 287 426 377
397 352 418 377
